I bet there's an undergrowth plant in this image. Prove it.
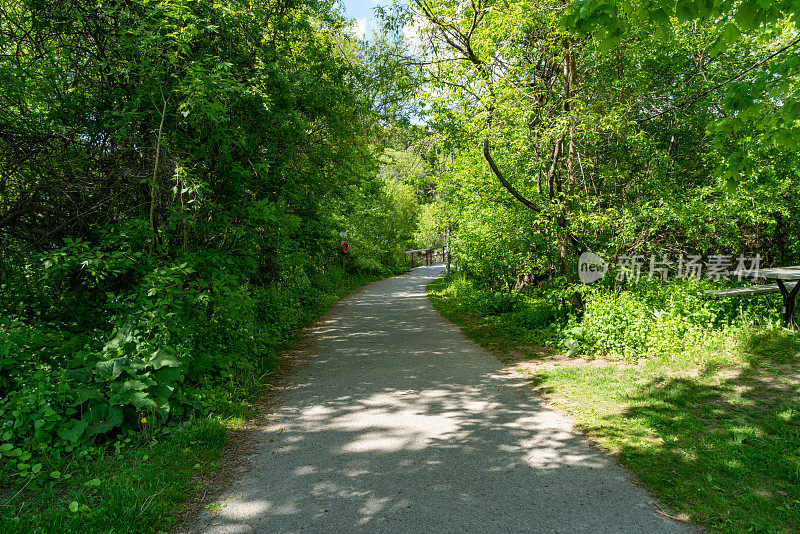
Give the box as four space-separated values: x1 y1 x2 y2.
431 272 789 363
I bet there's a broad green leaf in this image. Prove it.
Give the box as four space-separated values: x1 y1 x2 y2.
121 379 149 391
721 22 741 44
676 2 695 22
57 419 88 445
154 366 182 386
72 388 102 406
146 349 180 370
84 405 124 435
110 389 157 410
95 357 129 380
734 3 759 30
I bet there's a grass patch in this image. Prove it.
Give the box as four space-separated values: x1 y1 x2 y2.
428 275 800 534
0 419 226 534
0 271 391 533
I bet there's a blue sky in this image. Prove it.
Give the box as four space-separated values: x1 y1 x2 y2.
338 0 394 39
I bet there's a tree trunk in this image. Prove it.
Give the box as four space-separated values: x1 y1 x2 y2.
150 99 167 254
514 273 537 293
565 46 577 196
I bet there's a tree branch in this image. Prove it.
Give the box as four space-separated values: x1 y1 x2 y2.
483 139 541 212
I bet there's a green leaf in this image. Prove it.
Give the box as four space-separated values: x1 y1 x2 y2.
69 501 79 513
103 319 138 352
598 35 620 54
50 471 62 479
151 382 176 400
57 419 88 445
676 2 695 22
734 4 759 30
84 404 124 436
695 0 715 17
153 396 171 414
95 357 129 380
34 424 54 444
709 35 726 57
154 366 182 386
31 463 42 474
650 7 671 26
71 388 102 406
722 22 741 44
146 349 180 370
110 389 157 410
121 379 149 391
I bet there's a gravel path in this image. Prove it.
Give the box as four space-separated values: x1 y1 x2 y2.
194 265 695 533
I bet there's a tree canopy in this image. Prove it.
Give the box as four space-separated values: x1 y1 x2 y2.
398 0 799 290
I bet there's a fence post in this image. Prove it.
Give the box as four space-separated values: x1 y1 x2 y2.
445 229 450 274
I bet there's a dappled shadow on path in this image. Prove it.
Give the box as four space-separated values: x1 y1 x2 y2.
196 265 690 533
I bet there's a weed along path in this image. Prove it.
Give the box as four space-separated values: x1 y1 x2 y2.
193 265 695 533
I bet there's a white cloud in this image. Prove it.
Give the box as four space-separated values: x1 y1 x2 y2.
347 16 382 41
403 13 425 54
352 17 367 39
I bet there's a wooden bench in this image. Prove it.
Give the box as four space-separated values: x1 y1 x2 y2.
702 266 800 329
703 282 797 298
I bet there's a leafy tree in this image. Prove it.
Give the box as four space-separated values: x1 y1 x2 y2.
396 0 799 295
0 0 416 455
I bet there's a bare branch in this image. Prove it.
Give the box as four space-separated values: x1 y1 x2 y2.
483 139 541 213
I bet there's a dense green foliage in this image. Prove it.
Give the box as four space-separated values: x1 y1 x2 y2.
406 4 800 527
0 418 228 533
391 0 800 432
0 270 384 532
0 0 419 525
396 0 800 290
430 272 786 360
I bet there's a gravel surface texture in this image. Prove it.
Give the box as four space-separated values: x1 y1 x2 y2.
193 264 696 533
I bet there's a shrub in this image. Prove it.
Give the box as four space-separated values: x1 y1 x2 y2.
573 280 784 360
0 241 380 464
433 274 789 363
581 290 653 358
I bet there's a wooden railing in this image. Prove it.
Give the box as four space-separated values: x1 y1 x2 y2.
403 247 446 267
